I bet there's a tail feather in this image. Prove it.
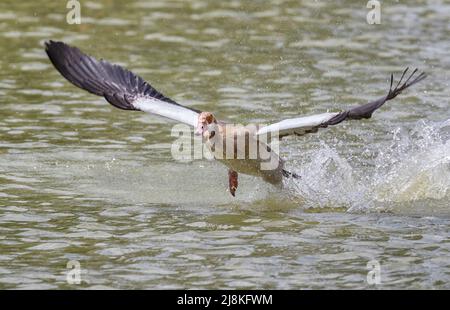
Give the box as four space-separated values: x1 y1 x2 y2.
282 169 301 179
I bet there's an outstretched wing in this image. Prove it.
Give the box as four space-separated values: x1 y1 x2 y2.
45 40 201 127
256 68 426 138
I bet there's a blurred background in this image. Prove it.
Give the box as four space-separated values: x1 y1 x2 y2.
0 0 449 289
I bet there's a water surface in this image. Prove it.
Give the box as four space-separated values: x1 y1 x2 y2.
0 0 449 289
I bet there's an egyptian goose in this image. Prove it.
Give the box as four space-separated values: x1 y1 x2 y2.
45 41 426 197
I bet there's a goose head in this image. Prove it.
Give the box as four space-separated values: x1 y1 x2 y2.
195 112 218 139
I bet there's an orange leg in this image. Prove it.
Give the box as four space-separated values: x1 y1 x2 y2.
228 169 238 197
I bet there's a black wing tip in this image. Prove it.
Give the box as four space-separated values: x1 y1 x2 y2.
43 40 196 113
345 67 426 121
388 67 427 99
282 169 301 179
44 40 67 53
44 40 54 49
44 40 56 56
44 40 82 67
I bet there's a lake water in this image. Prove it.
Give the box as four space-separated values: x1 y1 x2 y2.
0 0 449 289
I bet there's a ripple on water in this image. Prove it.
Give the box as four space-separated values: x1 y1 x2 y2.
0 0 449 290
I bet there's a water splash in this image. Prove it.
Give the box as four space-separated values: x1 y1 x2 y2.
371 119 450 210
286 119 450 213
284 142 366 209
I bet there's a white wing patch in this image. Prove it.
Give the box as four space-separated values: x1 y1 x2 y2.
256 112 340 137
133 97 199 127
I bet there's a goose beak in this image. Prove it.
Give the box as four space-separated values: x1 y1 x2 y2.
195 124 204 136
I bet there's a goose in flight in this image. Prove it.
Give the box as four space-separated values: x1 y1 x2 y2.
45 40 426 197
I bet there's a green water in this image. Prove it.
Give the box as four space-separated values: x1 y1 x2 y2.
0 0 449 289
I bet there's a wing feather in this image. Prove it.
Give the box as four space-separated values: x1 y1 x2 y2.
45 40 200 126
256 68 426 138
